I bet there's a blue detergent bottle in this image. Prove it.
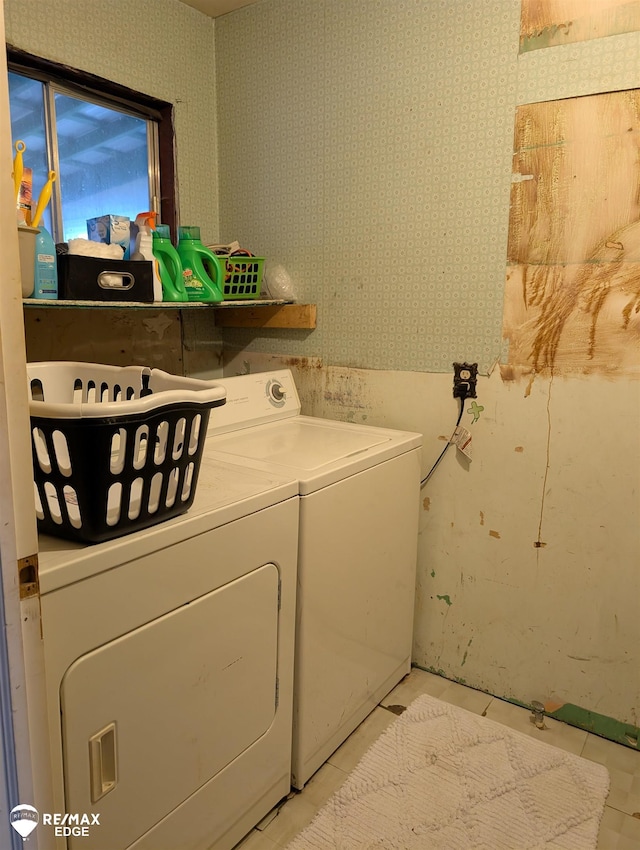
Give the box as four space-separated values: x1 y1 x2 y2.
33 226 58 299
176 226 224 302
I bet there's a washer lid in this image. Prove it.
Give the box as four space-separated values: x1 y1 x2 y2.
206 416 422 493
210 418 389 469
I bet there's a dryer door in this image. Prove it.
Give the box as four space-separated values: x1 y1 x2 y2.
60 563 280 850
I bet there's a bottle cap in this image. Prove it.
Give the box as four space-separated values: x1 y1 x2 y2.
154 224 172 240
178 226 201 240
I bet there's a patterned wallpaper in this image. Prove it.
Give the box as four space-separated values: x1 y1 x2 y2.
216 0 520 373
216 0 640 374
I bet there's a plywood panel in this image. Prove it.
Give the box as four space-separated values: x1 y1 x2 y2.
503 90 640 378
520 0 640 52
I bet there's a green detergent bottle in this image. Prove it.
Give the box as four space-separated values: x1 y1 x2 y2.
177 226 224 302
152 225 188 302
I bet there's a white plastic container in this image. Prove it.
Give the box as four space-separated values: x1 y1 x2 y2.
132 226 162 301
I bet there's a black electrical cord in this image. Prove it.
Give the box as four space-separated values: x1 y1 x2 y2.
420 388 468 488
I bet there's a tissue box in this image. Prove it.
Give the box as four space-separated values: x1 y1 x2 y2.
57 255 154 301
87 215 131 259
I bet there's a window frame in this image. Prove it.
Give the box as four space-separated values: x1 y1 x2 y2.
6 44 178 241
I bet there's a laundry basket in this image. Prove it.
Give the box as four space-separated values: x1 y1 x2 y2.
28 362 226 544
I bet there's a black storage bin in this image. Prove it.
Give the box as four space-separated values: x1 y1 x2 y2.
57 254 155 302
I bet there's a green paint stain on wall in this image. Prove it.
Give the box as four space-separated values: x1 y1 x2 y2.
549 703 639 750
436 594 452 606
420 664 470 688
460 638 473 667
430 569 436 578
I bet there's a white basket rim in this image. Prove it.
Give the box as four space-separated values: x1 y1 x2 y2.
27 361 226 420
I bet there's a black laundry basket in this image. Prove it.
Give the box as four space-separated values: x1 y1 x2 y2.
28 362 226 544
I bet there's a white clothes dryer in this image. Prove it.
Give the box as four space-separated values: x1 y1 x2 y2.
37 457 298 850
204 370 422 789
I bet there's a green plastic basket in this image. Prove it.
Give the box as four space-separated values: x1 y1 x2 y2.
222 256 264 300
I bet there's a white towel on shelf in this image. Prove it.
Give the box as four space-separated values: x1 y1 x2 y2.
67 238 124 259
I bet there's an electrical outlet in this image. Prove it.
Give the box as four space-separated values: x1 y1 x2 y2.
452 362 478 398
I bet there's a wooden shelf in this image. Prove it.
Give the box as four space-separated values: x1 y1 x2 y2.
214 303 316 329
22 300 317 329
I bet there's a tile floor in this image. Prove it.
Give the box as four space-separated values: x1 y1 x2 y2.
234 668 640 850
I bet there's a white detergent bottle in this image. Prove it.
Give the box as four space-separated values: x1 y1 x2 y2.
132 222 162 301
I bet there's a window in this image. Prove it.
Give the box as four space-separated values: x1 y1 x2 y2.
7 47 176 244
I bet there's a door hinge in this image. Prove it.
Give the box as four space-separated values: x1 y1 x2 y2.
18 554 40 600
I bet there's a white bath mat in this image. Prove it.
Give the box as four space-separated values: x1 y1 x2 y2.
286 693 610 850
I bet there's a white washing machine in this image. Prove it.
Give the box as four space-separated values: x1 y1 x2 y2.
37 456 299 850
204 370 422 789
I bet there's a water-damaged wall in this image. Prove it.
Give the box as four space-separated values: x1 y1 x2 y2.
217 1 640 735
224 348 640 736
